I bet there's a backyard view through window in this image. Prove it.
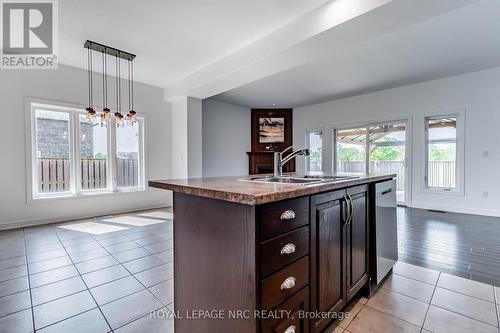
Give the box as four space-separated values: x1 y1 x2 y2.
335 122 408 204
426 116 457 189
31 103 144 198
307 130 322 172
335 127 367 173
369 123 407 202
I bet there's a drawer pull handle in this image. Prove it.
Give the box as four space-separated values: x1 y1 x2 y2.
284 325 296 333
280 243 296 255
280 277 296 290
280 210 296 220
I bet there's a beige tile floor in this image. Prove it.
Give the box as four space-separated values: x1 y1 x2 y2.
331 261 500 333
1 209 500 333
0 208 174 333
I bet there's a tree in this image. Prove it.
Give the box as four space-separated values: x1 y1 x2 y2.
338 146 365 161
94 153 107 160
370 137 404 161
429 144 455 161
310 150 321 162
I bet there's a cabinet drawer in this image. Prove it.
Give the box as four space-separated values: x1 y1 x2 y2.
260 197 309 240
261 226 309 277
262 287 310 333
261 256 309 310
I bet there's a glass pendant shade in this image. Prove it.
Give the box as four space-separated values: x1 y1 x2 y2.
86 107 96 123
127 110 137 125
100 108 110 126
115 112 124 127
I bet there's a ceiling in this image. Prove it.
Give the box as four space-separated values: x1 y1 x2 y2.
58 0 331 87
213 0 500 108
58 0 500 108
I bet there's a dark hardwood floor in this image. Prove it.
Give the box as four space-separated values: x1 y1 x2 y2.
397 207 500 287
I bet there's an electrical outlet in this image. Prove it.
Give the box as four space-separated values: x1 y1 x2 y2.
482 191 489 198
483 150 489 158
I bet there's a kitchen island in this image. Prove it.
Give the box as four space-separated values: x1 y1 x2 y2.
149 173 396 333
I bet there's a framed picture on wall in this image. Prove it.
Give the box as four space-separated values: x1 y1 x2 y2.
251 109 292 152
259 117 285 143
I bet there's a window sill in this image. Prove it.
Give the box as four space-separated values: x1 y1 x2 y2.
421 188 464 196
31 187 146 202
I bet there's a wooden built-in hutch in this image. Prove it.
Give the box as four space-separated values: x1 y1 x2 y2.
248 108 294 175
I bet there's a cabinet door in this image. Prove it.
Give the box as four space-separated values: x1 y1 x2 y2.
346 185 369 301
310 190 348 332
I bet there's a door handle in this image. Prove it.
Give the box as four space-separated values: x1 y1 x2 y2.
343 196 350 226
381 189 392 195
347 195 354 226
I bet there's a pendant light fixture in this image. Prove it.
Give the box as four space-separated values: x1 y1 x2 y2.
101 50 110 127
114 53 124 127
84 40 137 127
127 60 137 125
86 47 96 124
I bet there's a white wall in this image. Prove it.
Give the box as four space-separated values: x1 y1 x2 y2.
170 98 189 179
187 97 203 178
294 67 500 217
0 65 172 228
202 99 250 177
170 97 203 178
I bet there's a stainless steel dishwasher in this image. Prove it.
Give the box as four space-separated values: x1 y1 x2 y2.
370 179 398 294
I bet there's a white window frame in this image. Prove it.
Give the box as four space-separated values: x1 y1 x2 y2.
423 111 465 195
305 128 324 172
26 99 146 201
29 103 77 199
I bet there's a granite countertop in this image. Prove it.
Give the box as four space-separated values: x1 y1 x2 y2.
149 173 396 206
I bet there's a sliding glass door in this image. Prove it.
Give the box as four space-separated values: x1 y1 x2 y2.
335 127 367 173
368 122 408 204
335 120 410 205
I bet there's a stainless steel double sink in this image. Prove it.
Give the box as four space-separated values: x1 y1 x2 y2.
241 174 359 185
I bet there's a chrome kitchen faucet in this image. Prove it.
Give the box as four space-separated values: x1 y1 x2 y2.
273 146 310 177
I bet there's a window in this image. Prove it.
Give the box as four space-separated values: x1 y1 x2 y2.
116 121 143 189
306 129 323 172
425 115 462 192
29 101 145 199
34 109 73 195
79 114 109 191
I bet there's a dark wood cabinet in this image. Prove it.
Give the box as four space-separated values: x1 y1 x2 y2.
171 181 376 333
310 186 369 332
310 190 348 332
346 185 369 301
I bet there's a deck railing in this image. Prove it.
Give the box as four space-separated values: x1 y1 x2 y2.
335 160 456 190
37 158 138 193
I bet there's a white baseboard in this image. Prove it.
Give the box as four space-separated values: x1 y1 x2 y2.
0 205 172 231
409 203 500 218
